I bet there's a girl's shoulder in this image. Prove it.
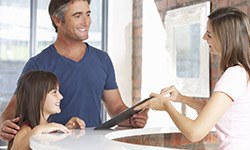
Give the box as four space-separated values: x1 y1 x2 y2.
10 124 33 150
19 123 32 134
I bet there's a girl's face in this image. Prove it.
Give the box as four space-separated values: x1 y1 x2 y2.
43 86 63 119
203 21 221 56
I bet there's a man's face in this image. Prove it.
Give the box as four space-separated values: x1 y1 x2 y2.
58 0 91 42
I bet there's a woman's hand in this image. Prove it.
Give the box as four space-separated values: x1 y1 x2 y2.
160 85 182 103
134 85 181 111
65 117 85 129
134 93 171 111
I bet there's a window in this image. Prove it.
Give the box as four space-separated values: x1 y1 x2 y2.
0 0 104 112
0 0 30 111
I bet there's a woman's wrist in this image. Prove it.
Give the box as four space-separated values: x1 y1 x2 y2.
177 94 185 103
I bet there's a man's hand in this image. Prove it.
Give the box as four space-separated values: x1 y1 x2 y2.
65 117 85 129
0 117 20 141
130 108 149 128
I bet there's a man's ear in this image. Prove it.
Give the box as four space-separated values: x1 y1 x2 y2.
51 16 62 28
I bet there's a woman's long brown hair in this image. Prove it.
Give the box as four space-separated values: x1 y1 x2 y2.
208 7 250 77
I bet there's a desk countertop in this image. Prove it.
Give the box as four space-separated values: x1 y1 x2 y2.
30 127 180 150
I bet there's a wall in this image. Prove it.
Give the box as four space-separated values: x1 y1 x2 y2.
133 0 250 103
108 0 250 126
108 0 133 107
152 0 250 92
132 0 250 127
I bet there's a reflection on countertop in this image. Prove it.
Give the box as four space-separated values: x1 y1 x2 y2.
30 127 218 150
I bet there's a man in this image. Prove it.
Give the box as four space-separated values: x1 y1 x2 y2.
0 0 148 141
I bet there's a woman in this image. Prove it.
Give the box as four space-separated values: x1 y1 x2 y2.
135 7 250 149
8 71 85 150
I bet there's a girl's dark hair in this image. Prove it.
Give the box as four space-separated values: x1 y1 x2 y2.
208 7 250 77
8 70 59 149
16 70 59 128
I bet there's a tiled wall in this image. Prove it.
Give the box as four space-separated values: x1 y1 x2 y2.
132 0 250 104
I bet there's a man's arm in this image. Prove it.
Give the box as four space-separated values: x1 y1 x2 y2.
102 89 148 128
102 89 127 118
0 95 20 141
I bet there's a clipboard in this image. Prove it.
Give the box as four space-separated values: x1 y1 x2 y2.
94 97 151 130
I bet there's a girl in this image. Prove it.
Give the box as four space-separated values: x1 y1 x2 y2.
135 7 250 149
8 71 85 150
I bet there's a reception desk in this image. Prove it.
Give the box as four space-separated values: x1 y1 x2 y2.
30 127 218 150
